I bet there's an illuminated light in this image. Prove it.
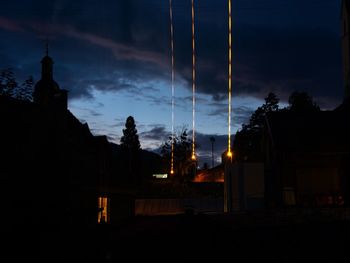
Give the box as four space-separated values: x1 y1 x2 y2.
191 0 196 161
98 197 109 223
191 154 196 161
153 174 168 179
227 0 232 156
193 170 225 183
169 0 175 176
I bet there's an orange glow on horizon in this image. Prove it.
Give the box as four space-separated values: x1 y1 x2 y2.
193 169 224 183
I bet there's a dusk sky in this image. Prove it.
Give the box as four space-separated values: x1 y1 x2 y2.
0 0 344 166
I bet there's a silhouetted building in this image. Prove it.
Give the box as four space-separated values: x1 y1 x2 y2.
33 48 68 110
0 95 99 228
225 1 350 212
0 50 116 229
263 111 350 208
225 111 350 212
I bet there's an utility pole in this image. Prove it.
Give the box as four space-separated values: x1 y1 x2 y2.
210 136 215 168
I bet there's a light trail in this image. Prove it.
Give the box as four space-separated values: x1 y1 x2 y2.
227 0 232 159
191 0 196 161
169 0 175 174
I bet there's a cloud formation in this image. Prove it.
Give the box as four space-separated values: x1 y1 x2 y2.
0 0 345 164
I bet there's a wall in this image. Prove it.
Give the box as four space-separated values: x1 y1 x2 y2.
225 162 265 212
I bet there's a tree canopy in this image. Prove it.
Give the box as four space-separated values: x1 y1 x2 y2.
161 128 196 180
288 91 320 112
233 91 319 162
0 68 33 101
233 92 280 161
120 116 141 151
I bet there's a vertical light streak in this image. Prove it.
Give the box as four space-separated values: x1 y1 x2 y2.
191 0 196 161
169 0 175 174
227 0 232 159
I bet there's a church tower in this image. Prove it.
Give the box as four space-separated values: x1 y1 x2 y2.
33 43 68 109
342 0 350 103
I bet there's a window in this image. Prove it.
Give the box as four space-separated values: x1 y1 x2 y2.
152 174 168 179
98 196 110 223
283 187 296 206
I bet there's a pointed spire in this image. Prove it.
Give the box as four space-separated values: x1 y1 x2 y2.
45 37 49 57
41 38 53 79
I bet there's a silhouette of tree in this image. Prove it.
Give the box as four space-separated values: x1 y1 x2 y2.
288 91 320 112
120 116 141 181
161 128 196 179
263 92 279 112
246 92 279 132
120 116 141 151
0 68 33 101
233 92 280 161
15 76 34 101
0 68 16 97
233 91 320 161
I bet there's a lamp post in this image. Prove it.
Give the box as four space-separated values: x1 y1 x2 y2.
210 136 215 168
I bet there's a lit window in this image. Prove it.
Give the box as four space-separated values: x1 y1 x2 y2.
283 187 296 206
152 174 168 179
98 196 109 223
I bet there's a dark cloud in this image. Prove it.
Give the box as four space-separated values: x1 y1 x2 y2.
96 102 104 108
0 0 344 107
139 125 169 141
111 118 126 128
88 109 102 117
106 133 119 143
1 0 344 168
207 101 255 129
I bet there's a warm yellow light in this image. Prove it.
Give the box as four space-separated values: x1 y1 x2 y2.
191 154 196 161
98 197 109 223
191 0 196 161
171 138 174 176
169 0 175 176
227 0 232 157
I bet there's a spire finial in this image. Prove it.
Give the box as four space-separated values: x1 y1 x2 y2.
45 37 49 57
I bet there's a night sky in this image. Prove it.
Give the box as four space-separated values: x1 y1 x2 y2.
0 0 343 167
